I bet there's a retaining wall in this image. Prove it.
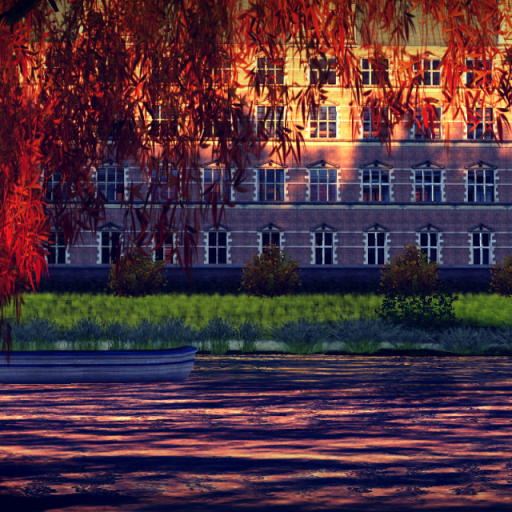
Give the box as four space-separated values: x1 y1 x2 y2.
15 264 503 297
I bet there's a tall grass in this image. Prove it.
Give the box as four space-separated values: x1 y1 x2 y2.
3 289 512 335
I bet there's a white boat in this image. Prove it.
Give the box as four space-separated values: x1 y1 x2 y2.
0 345 198 384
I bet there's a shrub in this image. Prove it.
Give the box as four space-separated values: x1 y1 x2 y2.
238 243 302 299
374 243 464 332
489 253 512 298
104 245 168 299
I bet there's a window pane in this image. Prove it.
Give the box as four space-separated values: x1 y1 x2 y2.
316 247 322 264
209 247 216 264
378 248 385 265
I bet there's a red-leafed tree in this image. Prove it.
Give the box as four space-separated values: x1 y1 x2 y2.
1 0 511 364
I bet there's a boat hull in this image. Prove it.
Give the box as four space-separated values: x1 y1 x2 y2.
0 346 198 384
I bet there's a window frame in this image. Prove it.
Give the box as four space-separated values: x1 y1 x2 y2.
411 107 442 140
361 58 389 86
309 106 337 138
466 106 494 140
256 56 285 85
413 59 441 86
309 56 338 86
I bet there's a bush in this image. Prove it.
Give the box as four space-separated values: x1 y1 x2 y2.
104 245 168 299
489 252 512 298
238 243 302 299
374 243 464 333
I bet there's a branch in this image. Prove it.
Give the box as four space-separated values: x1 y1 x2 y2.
0 0 58 27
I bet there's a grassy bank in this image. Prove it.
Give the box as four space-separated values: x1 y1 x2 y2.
1 290 512 356
2 289 512 333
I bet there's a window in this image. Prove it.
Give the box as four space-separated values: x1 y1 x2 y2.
208 231 227 264
467 107 494 140
45 231 66 264
473 232 491 264
468 170 494 202
419 233 439 264
149 105 177 139
415 170 442 201
362 170 389 201
43 170 68 203
309 57 337 85
310 106 337 138
257 57 284 85
213 58 231 86
413 59 441 86
466 59 493 87
154 231 176 264
262 232 280 253
97 113 135 142
204 168 231 202
315 232 333 264
411 107 442 139
97 165 124 202
310 169 337 201
204 109 233 139
258 168 284 201
367 232 386 265
101 231 122 264
257 106 285 137
362 106 389 139
151 166 178 202
361 58 388 85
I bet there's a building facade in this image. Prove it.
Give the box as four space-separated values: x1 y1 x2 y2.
26 1 512 295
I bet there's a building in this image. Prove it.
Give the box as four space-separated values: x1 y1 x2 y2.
24 1 512 296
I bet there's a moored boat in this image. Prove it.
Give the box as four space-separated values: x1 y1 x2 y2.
0 345 198 384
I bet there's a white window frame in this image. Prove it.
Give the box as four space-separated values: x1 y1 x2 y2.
414 169 442 201
309 168 337 201
413 59 441 86
309 56 338 85
466 106 494 140
410 107 442 139
203 167 232 202
361 58 389 86
309 106 337 138
257 105 286 138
